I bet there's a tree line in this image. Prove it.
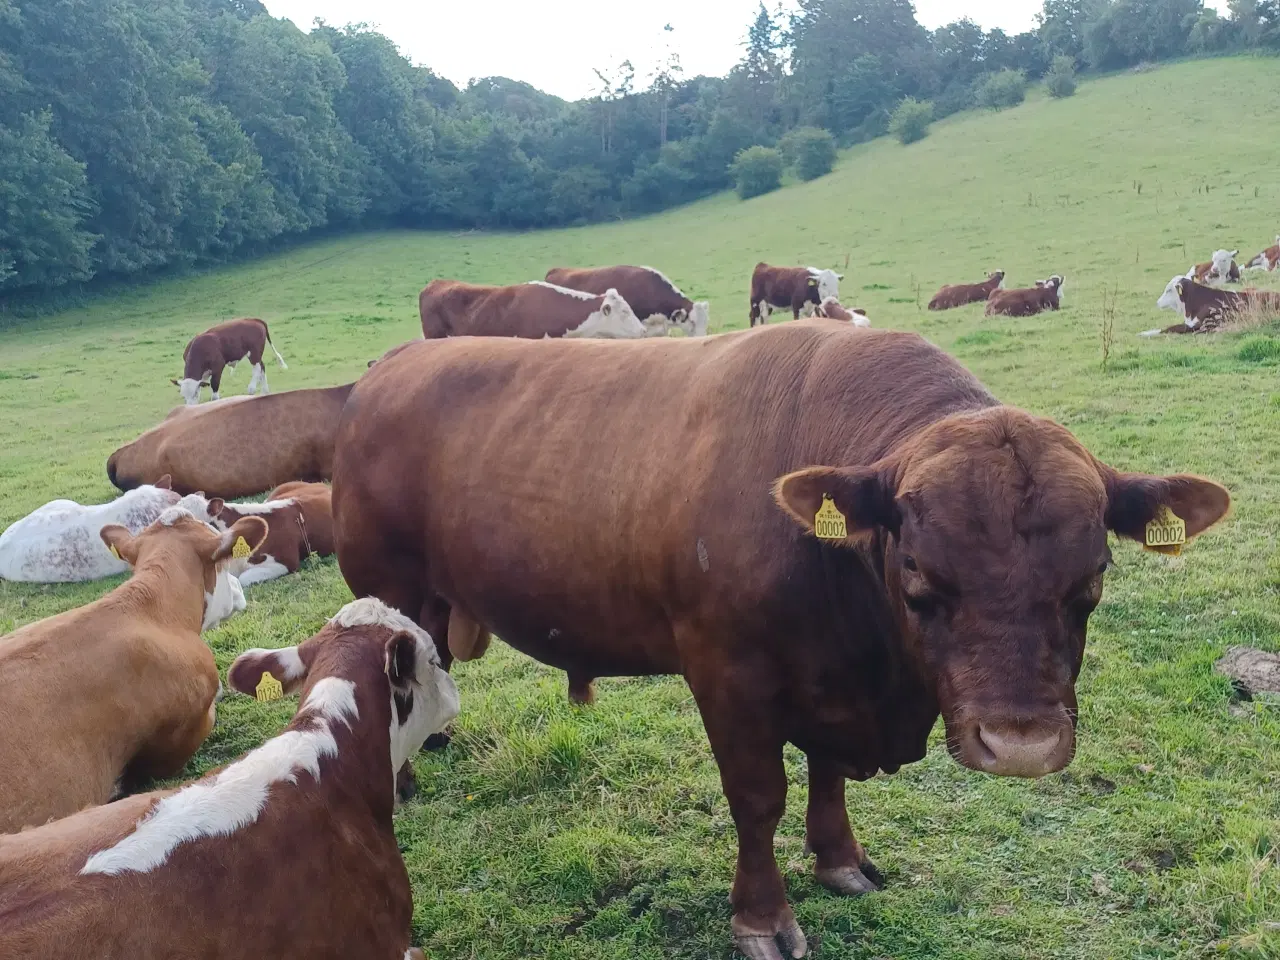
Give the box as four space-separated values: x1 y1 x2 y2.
1 0 1277 298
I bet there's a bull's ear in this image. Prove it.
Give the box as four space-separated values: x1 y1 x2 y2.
385 631 420 689
228 645 309 698
155 474 172 490
170 378 181 386
210 515 268 562
773 465 899 545
1103 471 1231 545
100 524 140 565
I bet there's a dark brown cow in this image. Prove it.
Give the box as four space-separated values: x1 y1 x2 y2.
985 275 1063 317
172 318 287 406
928 271 1005 310
750 263 842 326
1244 236 1280 272
107 384 354 499
1160 276 1280 328
0 597 457 960
331 322 1229 960
545 265 710 336
419 279 646 340
210 482 333 587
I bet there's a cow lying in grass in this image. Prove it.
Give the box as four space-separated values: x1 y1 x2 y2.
107 384 354 499
985 275 1063 316
1245 236 1279 272
1189 249 1241 285
928 270 1005 310
172 318 288 405
545 265 710 337
0 476 215 583
0 507 266 834
210 482 334 587
0 597 457 960
815 297 870 326
1142 275 1280 335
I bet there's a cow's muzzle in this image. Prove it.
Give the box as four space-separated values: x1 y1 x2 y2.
949 708 1075 777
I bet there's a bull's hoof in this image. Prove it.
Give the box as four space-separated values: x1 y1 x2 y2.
405 949 427 960
568 675 596 706
732 913 807 960
395 762 418 803
423 728 452 751
815 861 881 896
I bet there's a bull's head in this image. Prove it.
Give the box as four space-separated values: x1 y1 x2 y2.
170 377 207 405
774 408 1230 778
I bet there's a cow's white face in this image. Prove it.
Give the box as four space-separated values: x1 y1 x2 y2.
204 565 246 631
1210 249 1237 280
1156 276 1185 313
175 378 203 405
564 289 646 339
810 269 842 301
175 493 216 524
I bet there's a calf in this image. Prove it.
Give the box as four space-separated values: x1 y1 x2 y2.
0 476 213 583
544 265 710 336
211 482 334 587
0 597 457 960
172 318 287 406
1244 236 1280 272
1190 250 1241 285
0 507 266 833
419 279 647 339
985 275 1063 316
750 263 843 326
927 270 1005 310
815 297 870 326
107 383 354 500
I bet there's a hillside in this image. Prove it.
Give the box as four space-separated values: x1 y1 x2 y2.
2 56 1279 958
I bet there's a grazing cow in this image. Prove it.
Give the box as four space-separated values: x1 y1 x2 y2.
1144 276 1280 335
0 477 214 583
1244 236 1280 272
419 279 647 340
0 507 266 834
107 384 354 500
0 597 457 960
544 265 710 337
331 325 1229 960
172 318 288 406
927 271 1005 310
210 482 334 586
750 263 843 326
1190 250 1241 285
815 297 870 327
986 275 1063 316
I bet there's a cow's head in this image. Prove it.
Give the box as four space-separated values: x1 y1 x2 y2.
808 269 842 302
227 597 460 797
990 270 1006 288
669 301 710 337
1211 249 1238 279
774 407 1230 778
1157 276 1186 313
564 288 646 339
169 377 207 406
100 508 267 631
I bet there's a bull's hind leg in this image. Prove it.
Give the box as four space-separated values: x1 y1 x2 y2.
567 672 596 705
804 755 882 896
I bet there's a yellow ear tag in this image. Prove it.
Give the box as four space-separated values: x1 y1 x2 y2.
231 536 252 560
1144 505 1186 556
814 494 848 540
255 672 284 703
109 544 121 560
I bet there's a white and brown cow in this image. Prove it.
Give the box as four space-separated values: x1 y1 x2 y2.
1245 236 1280 272
419 279 646 340
172 318 288 405
814 297 870 327
986 275 1063 316
0 598 457 960
750 263 843 326
210 482 334 587
0 507 266 834
928 271 1005 311
1189 250 1241 285
544 265 710 336
1144 275 1280 335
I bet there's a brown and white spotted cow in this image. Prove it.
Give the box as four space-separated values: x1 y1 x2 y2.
0 597 458 960
814 297 870 327
928 271 1005 310
544 265 710 336
419 279 646 340
210 482 334 587
750 263 843 326
1190 250 1241 285
0 507 266 834
985 275 1063 317
172 318 287 406
1144 275 1280 335
1245 236 1280 272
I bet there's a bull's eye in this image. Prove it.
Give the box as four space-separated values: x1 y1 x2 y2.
903 555 919 572
903 592 937 618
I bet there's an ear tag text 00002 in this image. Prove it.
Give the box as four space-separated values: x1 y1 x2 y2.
1144 505 1186 556
814 494 848 540
255 672 284 702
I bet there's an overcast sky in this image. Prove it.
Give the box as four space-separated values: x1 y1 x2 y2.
261 0 1058 101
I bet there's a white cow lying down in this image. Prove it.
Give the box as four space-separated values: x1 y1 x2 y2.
0 476 218 583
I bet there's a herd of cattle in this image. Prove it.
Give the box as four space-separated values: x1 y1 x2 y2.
0 243 1265 959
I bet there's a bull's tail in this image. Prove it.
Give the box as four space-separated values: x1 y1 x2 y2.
266 330 288 369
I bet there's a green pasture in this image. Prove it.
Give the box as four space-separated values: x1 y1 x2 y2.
2 56 1279 958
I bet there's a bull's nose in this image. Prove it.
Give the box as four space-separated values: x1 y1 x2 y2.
975 718 1071 778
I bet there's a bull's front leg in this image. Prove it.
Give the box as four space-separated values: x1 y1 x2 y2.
805 755 882 896
689 672 806 960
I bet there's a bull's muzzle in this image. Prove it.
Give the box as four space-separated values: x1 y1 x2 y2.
953 709 1075 777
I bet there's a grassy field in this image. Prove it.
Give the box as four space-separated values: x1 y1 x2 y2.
3 55 1280 958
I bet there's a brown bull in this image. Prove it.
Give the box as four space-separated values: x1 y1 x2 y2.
928 270 1005 310
419 279 647 339
544 265 710 336
172 318 287 405
107 384 353 500
330 322 1229 960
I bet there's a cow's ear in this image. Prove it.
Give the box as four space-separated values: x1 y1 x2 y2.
1175 280 1185 296
210 515 268 562
228 645 309 698
170 378 181 386
100 524 140 565
155 474 172 490
1103 470 1231 546
806 276 819 287
836 273 844 280
206 497 225 518
773 464 899 545
385 631 421 690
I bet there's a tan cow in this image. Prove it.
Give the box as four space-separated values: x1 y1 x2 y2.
171 318 287 405
0 597 457 960
419 279 647 339
0 507 267 834
544 265 710 336
107 384 354 500
210 482 334 587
